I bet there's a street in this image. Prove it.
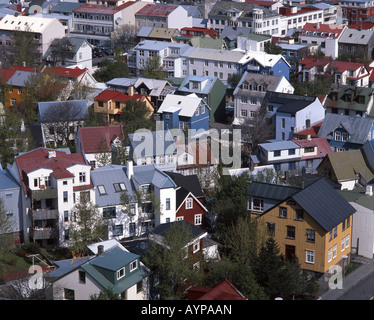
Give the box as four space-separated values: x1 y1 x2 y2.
339 272 374 300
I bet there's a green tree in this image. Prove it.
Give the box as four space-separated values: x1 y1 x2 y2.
93 51 130 82
0 198 16 250
264 42 283 55
90 288 121 300
227 73 242 90
141 55 166 80
143 222 200 299
68 195 108 257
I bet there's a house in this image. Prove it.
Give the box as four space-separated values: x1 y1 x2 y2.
329 61 371 87
76 125 124 169
236 33 272 52
165 171 208 228
157 93 210 131
338 28 374 60
135 4 193 30
4 68 36 108
127 40 194 78
293 120 322 139
298 23 347 59
232 71 294 126
262 91 325 141
317 113 374 152
93 89 153 124
176 75 226 123
247 181 300 218
259 177 356 274
43 37 93 71
0 169 22 244
137 26 180 43
6 148 94 248
179 27 219 39
277 42 310 74
297 56 332 83
46 239 150 300
154 0 216 19
186 36 227 50
38 100 88 147
0 14 65 57
339 0 374 26
71 1 148 46
324 84 374 117
187 279 247 300
317 149 374 190
337 186 374 259
220 26 252 50
127 130 177 171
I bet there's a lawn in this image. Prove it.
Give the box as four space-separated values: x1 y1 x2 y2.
0 250 33 281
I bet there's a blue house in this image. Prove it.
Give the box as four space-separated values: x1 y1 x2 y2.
262 91 325 141
246 52 291 81
157 93 210 132
318 113 374 152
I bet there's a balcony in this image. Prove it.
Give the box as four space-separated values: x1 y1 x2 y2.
31 208 59 220
32 227 58 240
31 188 57 200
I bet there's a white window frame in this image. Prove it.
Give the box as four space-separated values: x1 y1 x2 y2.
193 240 200 253
328 248 332 262
306 250 315 264
332 244 337 259
186 198 193 209
341 238 345 252
117 267 125 280
130 260 138 272
346 234 350 248
194 214 202 226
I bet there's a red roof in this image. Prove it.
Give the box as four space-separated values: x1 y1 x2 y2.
293 137 332 159
135 3 177 17
95 89 146 102
78 125 123 154
349 22 374 30
42 66 88 78
301 23 346 38
294 121 322 138
245 0 278 7
15 148 88 194
299 56 331 69
0 68 16 84
180 27 219 38
187 279 247 300
330 60 366 73
10 65 37 73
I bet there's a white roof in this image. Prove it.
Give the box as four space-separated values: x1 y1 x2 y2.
239 51 290 68
158 93 202 117
0 14 60 33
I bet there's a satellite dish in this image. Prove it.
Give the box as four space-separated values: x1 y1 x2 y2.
115 17 122 25
29 5 42 14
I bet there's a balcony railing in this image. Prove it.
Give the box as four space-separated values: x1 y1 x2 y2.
31 188 58 200
31 208 59 220
32 227 58 240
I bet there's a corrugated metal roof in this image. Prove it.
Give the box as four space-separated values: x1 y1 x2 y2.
291 178 356 231
248 181 300 200
38 100 88 122
259 140 299 151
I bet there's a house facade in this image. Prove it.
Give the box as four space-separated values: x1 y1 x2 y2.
259 178 355 274
7 148 94 248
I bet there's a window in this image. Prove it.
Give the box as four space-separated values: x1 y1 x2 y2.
252 198 263 211
136 280 143 293
287 226 295 239
296 209 304 221
281 118 285 129
288 149 295 155
341 238 345 252
306 250 315 264
332 244 337 259
98 185 106 195
63 288 75 300
117 267 125 280
307 229 315 242
166 198 170 210
346 234 350 248
241 109 247 117
103 207 116 219
194 214 202 226
130 260 138 272
279 207 287 218
79 271 86 284
329 230 333 241
267 222 275 236
186 198 193 209
113 183 126 192
79 172 86 183
64 210 69 222
63 191 68 202
177 216 184 221
333 226 337 238
335 131 341 141
34 178 38 187
193 240 200 253
328 248 332 262
274 150 281 157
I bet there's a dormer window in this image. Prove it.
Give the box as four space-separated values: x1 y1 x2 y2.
117 267 125 280
130 260 138 272
342 132 348 142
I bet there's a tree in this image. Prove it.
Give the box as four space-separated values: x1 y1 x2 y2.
47 38 75 67
94 137 112 167
110 24 137 53
90 288 121 300
93 51 130 82
0 198 16 251
0 107 35 168
119 99 155 137
141 55 166 80
68 195 108 257
143 222 200 299
227 73 242 90
264 42 283 55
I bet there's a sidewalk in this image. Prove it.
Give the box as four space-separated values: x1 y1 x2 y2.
319 256 374 300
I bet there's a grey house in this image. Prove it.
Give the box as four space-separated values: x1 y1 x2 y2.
338 28 374 60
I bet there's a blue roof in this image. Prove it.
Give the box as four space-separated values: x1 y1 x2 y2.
0 170 20 190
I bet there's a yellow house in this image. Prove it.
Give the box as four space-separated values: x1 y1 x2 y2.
259 178 355 274
94 88 153 124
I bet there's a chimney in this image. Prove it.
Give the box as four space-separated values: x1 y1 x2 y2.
366 185 373 196
128 85 134 97
97 245 104 256
48 150 56 158
127 160 133 179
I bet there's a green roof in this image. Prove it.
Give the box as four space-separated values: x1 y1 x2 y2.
338 187 374 211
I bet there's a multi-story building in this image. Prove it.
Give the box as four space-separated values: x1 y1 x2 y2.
338 27 374 61
7 148 94 248
259 178 356 274
339 0 374 26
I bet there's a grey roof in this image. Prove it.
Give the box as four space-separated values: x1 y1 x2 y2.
187 47 247 63
137 25 153 38
7 70 35 87
340 28 374 45
291 178 356 232
318 113 374 145
38 100 88 122
264 91 316 114
132 164 177 189
362 140 374 172
128 130 177 158
233 71 283 96
51 1 82 13
259 140 299 151
247 181 300 200
0 169 20 190
178 75 218 95
106 77 136 88
220 26 251 41
90 164 135 207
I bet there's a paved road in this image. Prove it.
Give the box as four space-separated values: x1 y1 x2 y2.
339 272 374 300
